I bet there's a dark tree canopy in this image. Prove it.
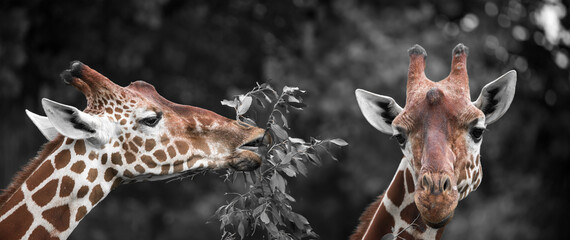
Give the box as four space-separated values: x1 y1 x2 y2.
0 0 568 239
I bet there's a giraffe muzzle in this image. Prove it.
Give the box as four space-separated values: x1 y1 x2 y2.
231 132 271 171
414 173 459 229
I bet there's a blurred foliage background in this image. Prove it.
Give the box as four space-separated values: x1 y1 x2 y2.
1 0 569 239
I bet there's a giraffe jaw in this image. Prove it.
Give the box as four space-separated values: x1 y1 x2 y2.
422 211 454 229
231 133 270 171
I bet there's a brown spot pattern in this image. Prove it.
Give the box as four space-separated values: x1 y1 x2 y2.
101 153 108 164
111 152 122 165
77 186 89 198
141 155 157 168
29 225 57 240
129 142 139 152
145 139 156 152
104 168 118 182
160 164 171 175
88 151 97 160
134 164 145 173
87 168 98 182
370 204 394 237
60 176 75 197
42 204 71 231
400 203 419 225
0 189 23 215
0 205 34 239
54 149 71 169
160 134 170 145
175 141 189 155
167 146 176 158
74 140 86 155
111 178 122 190
173 160 184 173
26 161 54 191
133 136 143 147
70 161 86 174
89 185 104 205
76 206 87 221
153 150 167 162
125 152 136 164
32 179 58 207
405 168 415 193
387 171 405 207
192 138 210 155
123 170 134 178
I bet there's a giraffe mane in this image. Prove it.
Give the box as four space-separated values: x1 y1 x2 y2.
0 135 65 207
350 193 385 240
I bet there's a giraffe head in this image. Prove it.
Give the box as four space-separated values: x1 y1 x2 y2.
356 44 516 228
28 61 269 182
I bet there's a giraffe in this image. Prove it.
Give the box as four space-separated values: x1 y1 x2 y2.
350 44 516 240
0 61 270 240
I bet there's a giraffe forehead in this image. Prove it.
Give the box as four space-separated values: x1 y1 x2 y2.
396 83 481 130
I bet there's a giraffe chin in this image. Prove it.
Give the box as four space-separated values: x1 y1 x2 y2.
422 211 454 229
414 190 458 229
229 150 262 171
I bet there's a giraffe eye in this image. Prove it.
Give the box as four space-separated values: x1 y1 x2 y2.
393 133 407 147
139 112 162 127
470 127 485 142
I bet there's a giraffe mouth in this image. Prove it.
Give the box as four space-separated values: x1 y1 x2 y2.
229 133 271 171
231 133 271 171
238 132 271 154
423 212 454 229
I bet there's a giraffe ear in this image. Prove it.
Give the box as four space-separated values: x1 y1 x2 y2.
355 89 402 135
25 110 59 140
41 98 100 140
473 70 517 125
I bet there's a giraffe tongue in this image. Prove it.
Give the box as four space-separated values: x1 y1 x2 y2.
239 137 263 153
239 133 271 153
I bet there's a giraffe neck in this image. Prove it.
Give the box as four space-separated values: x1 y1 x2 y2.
0 137 120 240
351 158 445 240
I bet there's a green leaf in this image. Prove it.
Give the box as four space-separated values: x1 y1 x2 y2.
278 111 288 128
270 123 288 140
238 221 245 239
295 160 308 176
281 167 296 177
288 137 305 144
237 96 253 115
260 212 270 224
283 86 306 95
270 172 286 192
330 138 349 146
283 86 300 94
255 98 265 107
286 96 307 109
253 205 264 216
281 153 293 165
307 153 322 166
274 149 286 162
221 99 237 108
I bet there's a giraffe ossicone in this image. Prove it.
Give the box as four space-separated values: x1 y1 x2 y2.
352 44 516 240
0 61 270 239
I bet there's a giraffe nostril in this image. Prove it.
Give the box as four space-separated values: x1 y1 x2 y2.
442 177 451 192
443 178 451 191
422 174 431 192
